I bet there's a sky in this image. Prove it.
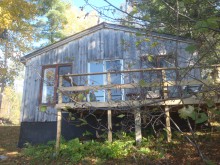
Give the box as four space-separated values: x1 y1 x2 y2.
72 0 126 21
73 0 125 10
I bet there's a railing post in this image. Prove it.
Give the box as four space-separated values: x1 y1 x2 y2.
107 72 112 142
134 108 142 145
162 70 172 142
56 76 63 153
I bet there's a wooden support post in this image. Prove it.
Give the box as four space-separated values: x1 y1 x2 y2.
56 109 62 153
107 110 112 142
134 108 142 145
56 76 63 153
107 72 112 142
162 69 172 142
165 106 171 142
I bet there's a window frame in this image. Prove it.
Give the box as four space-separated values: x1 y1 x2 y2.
39 63 72 105
87 59 124 102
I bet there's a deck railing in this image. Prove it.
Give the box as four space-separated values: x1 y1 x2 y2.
55 65 220 151
56 65 220 109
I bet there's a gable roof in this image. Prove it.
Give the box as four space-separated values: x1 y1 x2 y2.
21 22 194 63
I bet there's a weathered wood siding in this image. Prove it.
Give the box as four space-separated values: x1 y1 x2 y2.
21 26 196 122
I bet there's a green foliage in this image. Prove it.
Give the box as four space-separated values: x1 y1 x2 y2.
139 79 147 87
147 54 154 62
185 44 197 53
82 130 93 137
23 132 166 164
206 99 215 108
0 86 22 124
178 106 195 119
126 0 220 64
35 0 69 44
117 114 125 118
178 106 208 124
39 105 47 112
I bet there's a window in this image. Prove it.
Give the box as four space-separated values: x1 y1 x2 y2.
140 55 177 98
41 64 72 104
88 60 123 102
140 55 176 82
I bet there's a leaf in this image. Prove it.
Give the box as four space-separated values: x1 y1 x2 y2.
151 42 159 48
63 106 72 110
138 147 151 154
85 89 90 94
206 99 215 108
185 45 196 53
204 159 216 165
139 79 146 87
144 38 150 42
178 106 195 119
147 55 154 62
39 105 47 112
195 113 208 124
117 114 125 118
213 110 220 115
206 17 219 29
136 41 142 47
71 117 75 120
135 32 142 37
79 118 88 125
83 130 92 136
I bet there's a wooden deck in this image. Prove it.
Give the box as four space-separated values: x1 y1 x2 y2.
56 66 220 110
54 66 220 151
55 97 220 110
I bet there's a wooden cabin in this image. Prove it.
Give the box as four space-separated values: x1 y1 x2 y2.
19 22 213 147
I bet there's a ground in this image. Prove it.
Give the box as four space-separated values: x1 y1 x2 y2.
0 125 220 165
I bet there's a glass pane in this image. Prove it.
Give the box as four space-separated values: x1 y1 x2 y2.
106 60 121 71
58 66 72 87
159 56 176 81
89 62 104 102
140 57 159 83
106 60 123 101
58 65 72 103
42 68 56 104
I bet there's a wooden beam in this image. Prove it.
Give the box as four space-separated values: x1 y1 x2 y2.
107 72 112 142
59 79 213 93
162 69 172 142
107 110 112 142
165 106 172 142
56 76 63 153
60 64 220 77
56 109 62 153
55 97 220 110
59 83 143 92
134 108 142 145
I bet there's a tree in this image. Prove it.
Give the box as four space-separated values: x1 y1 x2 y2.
35 0 70 44
0 0 59 111
35 0 99 45
0 86 22 124
62 8 99 37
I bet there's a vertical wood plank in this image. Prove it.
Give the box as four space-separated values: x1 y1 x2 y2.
20 66 28 122
162 69 172 142
107 72 112 142
165 106 172 142
134 108 142 145
56 109 62 153
56 76 63 152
